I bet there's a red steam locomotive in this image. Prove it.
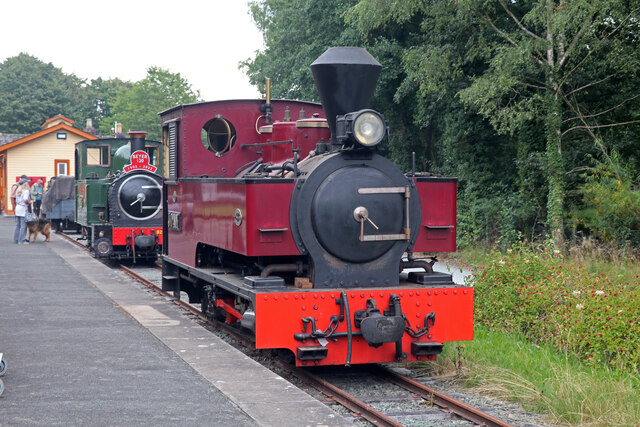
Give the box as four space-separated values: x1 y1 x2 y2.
160 47 473 366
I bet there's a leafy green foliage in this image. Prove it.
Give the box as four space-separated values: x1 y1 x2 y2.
84 77 133 132
0 54 199 140
573 152 640 247
474 242 640 371
242 0 361 101
100 67 200 140
347 0 640 248
0 53 94 133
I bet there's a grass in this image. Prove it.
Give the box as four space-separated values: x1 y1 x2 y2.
419 325 640 426
421 244 640 426
563 255 640 286
452 241 640 284
439 246 489 268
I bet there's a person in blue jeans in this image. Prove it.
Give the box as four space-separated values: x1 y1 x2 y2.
31 179 44 216
13 176 32 244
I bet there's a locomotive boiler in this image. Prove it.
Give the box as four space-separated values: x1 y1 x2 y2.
161 47 473 366
75 132 163 261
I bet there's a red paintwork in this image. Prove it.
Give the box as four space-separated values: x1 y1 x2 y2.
412 180 457 253
255 286 474 366
166 181 298 265
263 121 296 164
162 100 326 178
112 227 163 246
166 178 456 265
217 299 242 321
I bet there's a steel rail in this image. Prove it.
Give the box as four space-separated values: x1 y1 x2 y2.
275 361 404 427
116 265 257 349
373 365 514 427
117 264 211 324
56 231 208 323
56 230 89 249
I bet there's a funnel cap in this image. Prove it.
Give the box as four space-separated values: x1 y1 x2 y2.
311 47 381 139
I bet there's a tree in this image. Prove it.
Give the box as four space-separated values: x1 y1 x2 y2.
85 77 133 132
242 0 361 101
0 53 94 133
459 0 640 247
349 0 640 248
101 67 200 140
242 0 451 170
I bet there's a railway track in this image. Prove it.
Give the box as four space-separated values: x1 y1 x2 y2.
282 363 513 427
57 230 513 427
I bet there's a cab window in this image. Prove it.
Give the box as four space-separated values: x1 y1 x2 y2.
86 145 110 166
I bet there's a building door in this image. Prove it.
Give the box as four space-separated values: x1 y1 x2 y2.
55 159 70 176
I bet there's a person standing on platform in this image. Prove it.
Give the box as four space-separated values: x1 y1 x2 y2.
31 179 44 216
9 181 19 211
13 177 32 244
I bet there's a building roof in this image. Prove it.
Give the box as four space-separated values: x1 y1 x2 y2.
41 115 75 129
0 133 29 148
0 122 98 153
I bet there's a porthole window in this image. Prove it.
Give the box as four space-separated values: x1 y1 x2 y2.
201 116 236 157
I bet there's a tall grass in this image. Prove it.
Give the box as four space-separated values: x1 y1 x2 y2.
420 326 640 426
422 243 640 425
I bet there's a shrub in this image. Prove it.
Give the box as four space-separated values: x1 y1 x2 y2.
473 241 640 371
572 151 640 248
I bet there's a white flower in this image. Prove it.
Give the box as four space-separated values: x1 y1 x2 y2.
553 249 561 255
595 290 605 295
576 304 584 310
573 290 581 297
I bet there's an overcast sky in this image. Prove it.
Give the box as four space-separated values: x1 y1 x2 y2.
0 0 264 100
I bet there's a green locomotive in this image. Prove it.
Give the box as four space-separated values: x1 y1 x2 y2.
75 132 163 261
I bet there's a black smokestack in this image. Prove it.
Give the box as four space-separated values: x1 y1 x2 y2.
310 47 381 140
129 131 147 154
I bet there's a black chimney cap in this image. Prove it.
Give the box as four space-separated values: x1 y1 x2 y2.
311 47 381 140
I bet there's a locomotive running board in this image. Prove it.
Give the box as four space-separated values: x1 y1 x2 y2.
162 256 288 303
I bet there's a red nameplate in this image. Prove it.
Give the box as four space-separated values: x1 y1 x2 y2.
124 150 157 173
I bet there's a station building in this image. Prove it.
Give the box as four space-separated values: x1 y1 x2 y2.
0 115 97 214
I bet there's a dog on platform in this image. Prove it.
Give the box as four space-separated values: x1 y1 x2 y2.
27 218 51 242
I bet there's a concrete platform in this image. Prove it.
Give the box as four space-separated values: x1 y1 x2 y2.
0 215 349 426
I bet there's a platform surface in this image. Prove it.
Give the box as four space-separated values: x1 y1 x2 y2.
0 215 348 426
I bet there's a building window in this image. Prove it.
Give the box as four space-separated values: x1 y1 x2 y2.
55 160 70 176
86 145 110 166
57 132 67 140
